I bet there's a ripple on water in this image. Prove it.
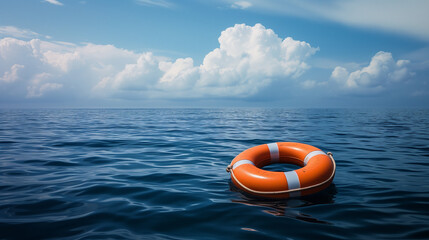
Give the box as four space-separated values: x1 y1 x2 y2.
0 108 428 239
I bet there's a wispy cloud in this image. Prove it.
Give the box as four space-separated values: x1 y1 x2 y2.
135 0 173 8
43 0 63 6
0 26 42 39
225 0 429 41
231 1 252 9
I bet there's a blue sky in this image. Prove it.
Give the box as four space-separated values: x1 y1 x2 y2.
0 0 428 108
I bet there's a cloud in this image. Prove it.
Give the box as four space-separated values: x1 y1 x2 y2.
231 1 252 9
0 24 317 102
0 26 43 39
301 79 327 89
330 51 410 92
135 0 173 8
43 0 63 6
97 23 318 98
0 37 138 100
0 24 318 101
224 0 429 41
26 73 63 98
0 64 24 83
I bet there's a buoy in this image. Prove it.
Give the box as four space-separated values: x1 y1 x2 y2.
227 142 336 198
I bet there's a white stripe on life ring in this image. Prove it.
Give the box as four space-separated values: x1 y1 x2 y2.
267 143 279 163
232 160 255 170
284 170 300 190
304 150 327 165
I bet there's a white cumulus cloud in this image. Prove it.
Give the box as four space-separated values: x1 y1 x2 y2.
26 72 63 98
0 64 24 83
96 23 318 98
196 23 318 96
0 24 317 102
331 51 410 92
0 37 138 99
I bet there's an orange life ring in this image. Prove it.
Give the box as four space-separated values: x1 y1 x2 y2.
227 142 336 198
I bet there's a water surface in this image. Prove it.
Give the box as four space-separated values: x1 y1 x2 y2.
0 108 428 239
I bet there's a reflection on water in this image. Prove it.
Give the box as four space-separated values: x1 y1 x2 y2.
231 182 336 224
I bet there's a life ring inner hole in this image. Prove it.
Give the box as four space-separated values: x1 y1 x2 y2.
262 163 301 172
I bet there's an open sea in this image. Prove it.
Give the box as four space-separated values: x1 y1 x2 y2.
0 108 428 239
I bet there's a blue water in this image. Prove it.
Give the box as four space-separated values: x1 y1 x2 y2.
1 108 428 239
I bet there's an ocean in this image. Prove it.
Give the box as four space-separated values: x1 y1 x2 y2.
0 108 428 239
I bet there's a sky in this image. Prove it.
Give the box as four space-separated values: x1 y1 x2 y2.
0 0 428 108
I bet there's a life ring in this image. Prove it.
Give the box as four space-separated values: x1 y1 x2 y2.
227 142 336 198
